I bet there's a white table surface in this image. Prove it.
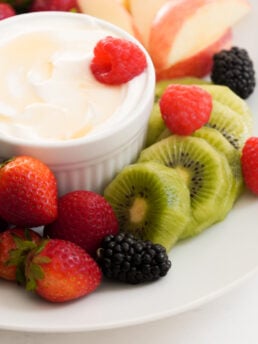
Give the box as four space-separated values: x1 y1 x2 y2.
1 271 258 344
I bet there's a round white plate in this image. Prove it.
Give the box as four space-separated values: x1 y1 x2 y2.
1 1 258 333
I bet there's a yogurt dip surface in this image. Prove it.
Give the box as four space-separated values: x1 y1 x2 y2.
0 13 148 142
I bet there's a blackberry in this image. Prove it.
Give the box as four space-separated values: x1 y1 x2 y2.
97 233 171 284
0 217 8 233
211 47 256 99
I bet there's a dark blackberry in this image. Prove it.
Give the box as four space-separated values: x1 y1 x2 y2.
0 217 8 233
211 47 256 99
97 233 171 284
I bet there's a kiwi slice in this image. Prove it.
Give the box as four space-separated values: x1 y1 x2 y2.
138 135 234 239
193 126 243 200
198 84 253 134
104 161 191 251
156 125 244 201
206 100 250 150
145 102 166 148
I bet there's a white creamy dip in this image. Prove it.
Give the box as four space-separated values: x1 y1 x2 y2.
0 13 147 142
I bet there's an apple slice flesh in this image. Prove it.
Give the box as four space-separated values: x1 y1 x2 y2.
78 0 138 38
149 0 250 70
156 29 232 80
128 0 169 47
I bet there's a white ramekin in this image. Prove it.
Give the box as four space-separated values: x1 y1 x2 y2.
0 12 155 196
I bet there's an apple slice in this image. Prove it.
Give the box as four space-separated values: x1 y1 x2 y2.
78 0 139 38
156 29 232 80
149 0 251 71
128 0 169 47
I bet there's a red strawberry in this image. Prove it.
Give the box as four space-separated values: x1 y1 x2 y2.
44 190 119 256
0 3 15 19
241 137 258 195
0 228 41 281
25 239 102 302
0 156 58 227
90 36 147 85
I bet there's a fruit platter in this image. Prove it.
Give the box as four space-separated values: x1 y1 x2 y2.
0 0 257 333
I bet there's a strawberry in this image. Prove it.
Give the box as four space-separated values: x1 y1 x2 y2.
241 137 258 195
0 228 41 281
44 190 119 256
25 239 102 302
0 156 58 227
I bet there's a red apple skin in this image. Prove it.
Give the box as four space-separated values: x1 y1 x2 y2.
149 0 208 70
156 29 232 81
148 0 250 71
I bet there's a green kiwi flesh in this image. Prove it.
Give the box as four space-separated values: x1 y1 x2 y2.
138 135 234 239
104 161 191 251
198 84 253 134
193 126 244 200
206 100 250 150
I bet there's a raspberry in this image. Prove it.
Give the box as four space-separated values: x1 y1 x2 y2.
211 47 256 99
241 137 258 195
90 36 147 85
30 0 78 11
159 84 212 136
3 0 31 12
0 3 15 19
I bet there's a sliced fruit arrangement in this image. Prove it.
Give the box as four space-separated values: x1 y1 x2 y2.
105 58 256 244
0 0 257 304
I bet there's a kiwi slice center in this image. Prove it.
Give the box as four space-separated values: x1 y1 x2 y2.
129 197 148 224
